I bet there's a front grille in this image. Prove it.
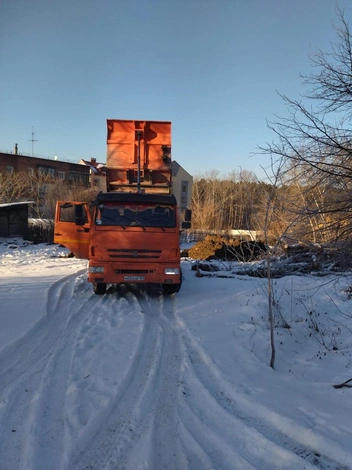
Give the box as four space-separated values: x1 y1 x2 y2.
108 248 162 259
114 269 155 274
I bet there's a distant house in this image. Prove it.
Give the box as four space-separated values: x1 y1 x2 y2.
0 149 90 184
79 157 107 191
171 161 193 212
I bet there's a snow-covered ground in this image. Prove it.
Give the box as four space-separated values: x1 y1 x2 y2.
1 238 352 470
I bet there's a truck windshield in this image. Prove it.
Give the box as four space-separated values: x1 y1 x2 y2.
95 202 176 228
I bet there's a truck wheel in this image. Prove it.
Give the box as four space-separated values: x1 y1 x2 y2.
93 282 107 295
163 283 181 295
163 269 182 295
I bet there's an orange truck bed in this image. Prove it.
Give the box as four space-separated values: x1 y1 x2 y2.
106 119 172 194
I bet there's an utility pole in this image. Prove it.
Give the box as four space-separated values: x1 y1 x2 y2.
29 126 38 156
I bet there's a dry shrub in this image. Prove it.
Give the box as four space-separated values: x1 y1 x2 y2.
188 235 267 261
0 170 99 219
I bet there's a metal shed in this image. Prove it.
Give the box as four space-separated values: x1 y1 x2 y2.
0 202 34 238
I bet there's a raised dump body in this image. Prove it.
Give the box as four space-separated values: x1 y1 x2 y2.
54 119 191 295
106 119 172 194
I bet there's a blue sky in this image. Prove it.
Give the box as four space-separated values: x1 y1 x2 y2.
1 0 351 180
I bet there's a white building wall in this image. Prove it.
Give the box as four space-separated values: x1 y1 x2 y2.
171 161 193 210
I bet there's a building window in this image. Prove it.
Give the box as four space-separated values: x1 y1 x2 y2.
58 171 66 180
40 184 48 196
38 166 55 177
6 166 13 174
180 180 189 208
69 171 89 184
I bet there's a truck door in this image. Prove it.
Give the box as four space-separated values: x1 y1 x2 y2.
54 201 91 259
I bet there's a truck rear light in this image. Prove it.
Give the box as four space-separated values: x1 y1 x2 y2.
164 268 179 275
89 266 105 273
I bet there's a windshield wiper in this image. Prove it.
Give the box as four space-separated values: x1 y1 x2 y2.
130 221 146 230
100 214 126 229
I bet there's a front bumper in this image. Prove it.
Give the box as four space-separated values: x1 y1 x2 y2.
88 261 181 285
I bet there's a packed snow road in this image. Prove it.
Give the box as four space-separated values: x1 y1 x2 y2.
1 241 352 469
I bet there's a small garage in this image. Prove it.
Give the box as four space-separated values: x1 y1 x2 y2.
0 202 33 238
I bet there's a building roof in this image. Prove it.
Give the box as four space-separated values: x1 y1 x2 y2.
0 201 35 209
0 150 88 168
171 160 192 179
79 159 106 175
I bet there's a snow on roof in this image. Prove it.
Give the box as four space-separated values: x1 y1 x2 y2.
80 159 106 175
0 201 35 208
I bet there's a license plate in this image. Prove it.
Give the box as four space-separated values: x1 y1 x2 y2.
124 276 145 281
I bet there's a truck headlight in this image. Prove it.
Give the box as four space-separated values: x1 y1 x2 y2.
89 266 105 273
164 268 179 275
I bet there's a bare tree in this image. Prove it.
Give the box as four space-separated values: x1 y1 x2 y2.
256 159 295 369
261 7 352 243
0 171 98 219
191 171 271 233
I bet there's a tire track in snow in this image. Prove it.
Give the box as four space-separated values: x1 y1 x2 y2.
0 270 86 394
116 289 187 469
139 292 186 470
64 290 127 440
20 296 106 470
0 372 41 470
21 291 114 470
163 300 269 470
69 288 162 470
179 370 303 470
179 398 259 470
179 322 350 470
20 337 76 470
150 293 270 470
177 419 222 470
0 272 81 469
69 288 185 470
0 273 102 470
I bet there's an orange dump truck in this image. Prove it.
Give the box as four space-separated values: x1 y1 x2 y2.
54 119 191 294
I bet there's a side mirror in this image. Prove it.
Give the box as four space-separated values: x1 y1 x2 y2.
75 204 86 226
182 221 191 229
184 209 192 222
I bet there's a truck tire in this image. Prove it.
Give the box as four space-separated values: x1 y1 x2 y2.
163 283 181 295
163 270 182 295
93 282 107 295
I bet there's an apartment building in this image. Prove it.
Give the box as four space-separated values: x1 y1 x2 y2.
0 148 90 184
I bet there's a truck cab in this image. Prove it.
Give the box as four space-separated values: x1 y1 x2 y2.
54 193 189 295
